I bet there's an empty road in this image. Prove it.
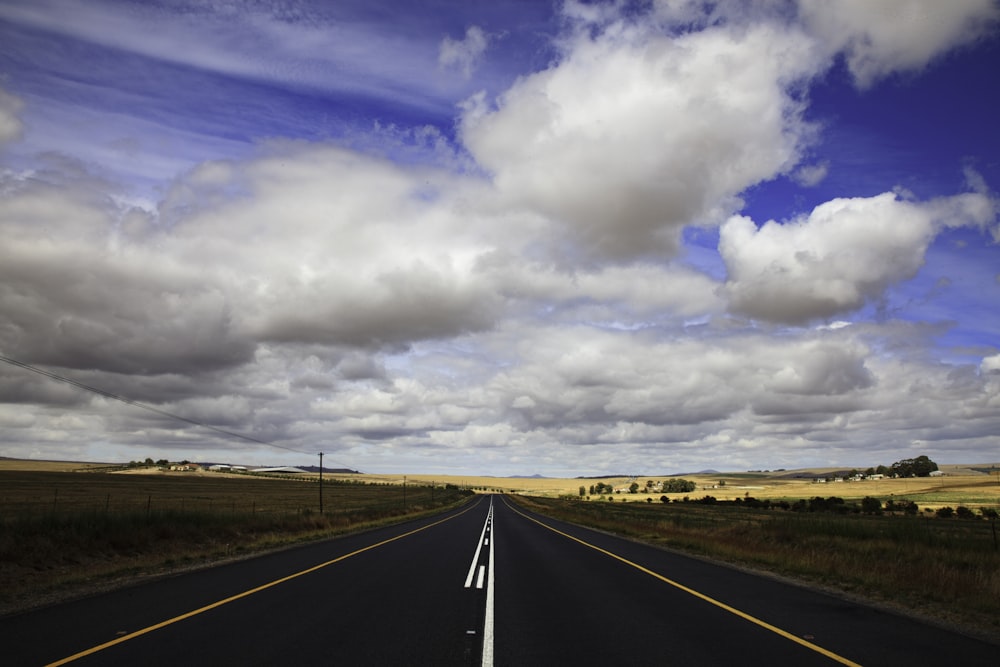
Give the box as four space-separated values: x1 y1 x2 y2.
2 495 996 665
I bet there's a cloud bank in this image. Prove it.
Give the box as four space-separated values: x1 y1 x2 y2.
0 0 998 474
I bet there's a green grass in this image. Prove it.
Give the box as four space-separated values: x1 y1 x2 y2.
0 471 472 613
512 495 1000 640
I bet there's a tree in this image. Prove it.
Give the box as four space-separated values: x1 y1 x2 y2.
662 478 696 493
861 496 882 515
579 485 586 498
890 455 939 478
628 482 640 494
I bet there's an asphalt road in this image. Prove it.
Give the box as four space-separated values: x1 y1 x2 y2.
2 495 996 666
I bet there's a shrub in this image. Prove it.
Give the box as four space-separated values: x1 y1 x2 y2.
861 496 882 515
955 506 977 519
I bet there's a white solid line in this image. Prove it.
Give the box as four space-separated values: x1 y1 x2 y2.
464 501 492 588
481 506 495 667
476 565 485 589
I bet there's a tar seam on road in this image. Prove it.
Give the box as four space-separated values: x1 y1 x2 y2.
504 498 862 667
45 500 483 667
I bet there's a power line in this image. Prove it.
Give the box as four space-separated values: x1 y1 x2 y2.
0 353 314 456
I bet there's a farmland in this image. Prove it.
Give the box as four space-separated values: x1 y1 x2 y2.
0 462 472 615
378 463 1000 510
3 458 999 640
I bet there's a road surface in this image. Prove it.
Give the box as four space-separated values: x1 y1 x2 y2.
2 495 996 665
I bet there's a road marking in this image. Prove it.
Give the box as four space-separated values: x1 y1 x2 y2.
476 565 486 589
464 497 493 588
481 500 495 667
505 499 861 667
45 500 483 667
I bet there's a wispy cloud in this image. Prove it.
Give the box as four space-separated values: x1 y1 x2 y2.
439 26 493 79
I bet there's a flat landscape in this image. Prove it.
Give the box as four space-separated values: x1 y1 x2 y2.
3 458 999 640
5 457 999 511
358 464 1000 510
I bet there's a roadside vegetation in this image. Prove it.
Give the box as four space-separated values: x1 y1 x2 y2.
0 470 473 614
511 493 1000 640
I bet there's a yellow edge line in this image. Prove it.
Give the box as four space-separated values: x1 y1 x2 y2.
47 500 481 667
505 498 862 667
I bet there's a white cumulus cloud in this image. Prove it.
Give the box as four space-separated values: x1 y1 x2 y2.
720 190 995 324
798 0 999 88
460 19 822 263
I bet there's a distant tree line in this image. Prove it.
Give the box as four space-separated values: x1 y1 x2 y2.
587 478 697 496
831 455 940 481
888 455 939 478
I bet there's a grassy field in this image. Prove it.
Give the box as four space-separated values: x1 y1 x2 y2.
6 459 998 509
510 493 1000 641
0 465 471 615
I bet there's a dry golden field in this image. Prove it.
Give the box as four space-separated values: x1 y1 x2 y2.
0 459 114 473
3 459 998 510
335 463 1000 511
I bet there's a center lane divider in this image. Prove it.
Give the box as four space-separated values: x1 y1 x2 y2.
464 496 493 589
463 495 495 666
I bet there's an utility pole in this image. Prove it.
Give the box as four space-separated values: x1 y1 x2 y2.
319 452 324 514
403 475 407 510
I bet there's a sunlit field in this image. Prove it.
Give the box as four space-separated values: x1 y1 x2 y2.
363 464 1000 512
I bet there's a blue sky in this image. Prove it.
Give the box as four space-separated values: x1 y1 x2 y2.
0 0 998 475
